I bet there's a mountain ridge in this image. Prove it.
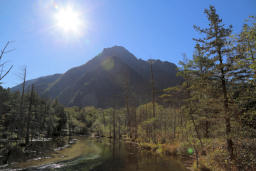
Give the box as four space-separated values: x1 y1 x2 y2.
11 46 182 107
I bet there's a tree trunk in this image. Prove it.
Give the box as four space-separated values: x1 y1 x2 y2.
112 109 116 140
218 50 234 160
150 62 156 143
189 105 203 149
150 62 156 118
19 67 26 139
26 84 34 145
205 120 209 138
125 95 131 138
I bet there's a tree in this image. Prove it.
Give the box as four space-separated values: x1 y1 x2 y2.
236 16 256 74
150 61 156 143
17 67 27 140
177 56 204 150
193 5 234 159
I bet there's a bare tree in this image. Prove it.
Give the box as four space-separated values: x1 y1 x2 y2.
0 41 14 81
150 61 156 143
26 84 34 145
17 67 27 139
150 61 156 118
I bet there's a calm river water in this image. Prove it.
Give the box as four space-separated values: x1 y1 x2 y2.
15 137 187 171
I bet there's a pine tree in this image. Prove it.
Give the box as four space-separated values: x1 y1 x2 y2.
193 5 234 159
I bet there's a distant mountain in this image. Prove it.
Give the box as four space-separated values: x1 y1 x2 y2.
11 74 62 94
11 46 182 107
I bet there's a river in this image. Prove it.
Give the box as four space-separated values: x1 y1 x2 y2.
11 137 187 171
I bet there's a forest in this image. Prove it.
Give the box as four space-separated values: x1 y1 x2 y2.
0 5 255 171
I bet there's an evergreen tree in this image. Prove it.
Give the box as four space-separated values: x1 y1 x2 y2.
193 5 234 159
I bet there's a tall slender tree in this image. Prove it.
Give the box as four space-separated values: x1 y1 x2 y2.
26 84 34 145
193 5 234 159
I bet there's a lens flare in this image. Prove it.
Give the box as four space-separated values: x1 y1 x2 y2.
187 148 194 155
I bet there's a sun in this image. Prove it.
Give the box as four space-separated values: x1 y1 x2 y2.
54 6 84 35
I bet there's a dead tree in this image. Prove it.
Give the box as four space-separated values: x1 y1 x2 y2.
150 62 156 143
26 84 34 145
18 67 27 138
0 41 13 81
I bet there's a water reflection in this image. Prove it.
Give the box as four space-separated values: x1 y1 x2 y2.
92 138 186 171
22 138 186 171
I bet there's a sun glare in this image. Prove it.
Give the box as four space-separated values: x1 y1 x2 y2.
54 6 84 35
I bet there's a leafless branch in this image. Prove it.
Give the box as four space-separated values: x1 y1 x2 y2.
0 41 14 81
0 41 10 60
0 65 13 81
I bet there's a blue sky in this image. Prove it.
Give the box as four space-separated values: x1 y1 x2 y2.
1 0 255 88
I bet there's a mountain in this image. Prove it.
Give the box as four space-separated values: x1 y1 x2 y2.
11 74 62 94
11 46 182 107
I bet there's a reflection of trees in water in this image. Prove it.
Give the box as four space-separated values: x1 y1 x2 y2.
93 139 185 171
112 140 115 161
15 138 185 171
110 139 123 170
110 140 167 171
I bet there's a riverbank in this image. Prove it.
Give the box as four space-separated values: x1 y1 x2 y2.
124 138 241 171
1 136 82 170
3 135 230 171
0 137 63 165
122 139 195 170
0 136 193 171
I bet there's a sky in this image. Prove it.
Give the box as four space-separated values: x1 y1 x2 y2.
0 0 255 88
